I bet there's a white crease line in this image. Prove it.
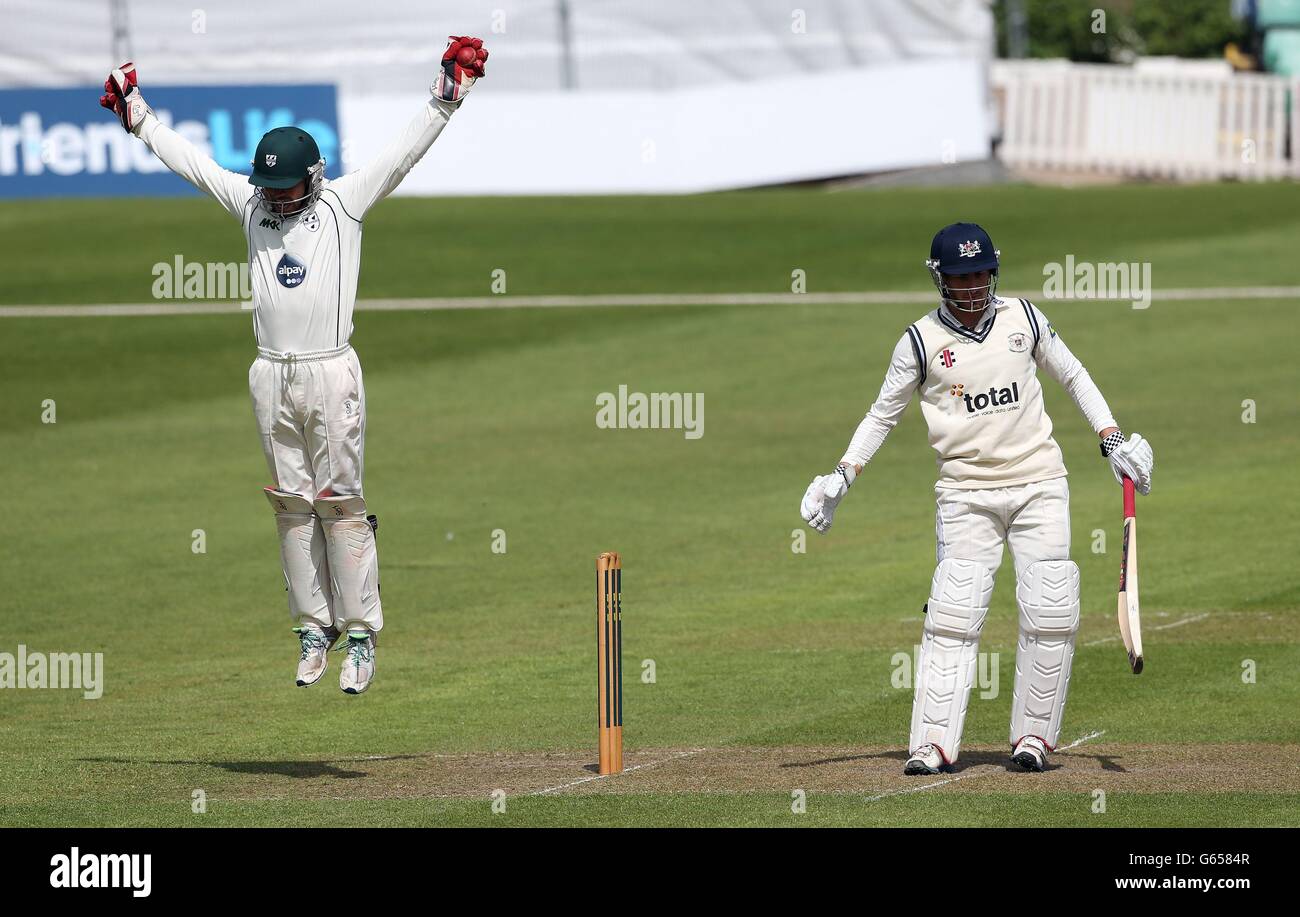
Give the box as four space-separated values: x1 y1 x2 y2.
866 729 1105 803
1083 612 1210 647
531 748 708 796
865 770 984 802
2 286 1297 318
1057 729 1106 751
1149 612 1211 632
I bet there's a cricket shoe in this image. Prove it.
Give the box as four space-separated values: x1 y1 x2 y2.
1011 736 1049 771
293 624 338 687
904 744 949 775
338 629 377 695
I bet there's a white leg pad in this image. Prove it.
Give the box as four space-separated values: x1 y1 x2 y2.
1010 559 1080 750
910 558 994 763
314 494 383 633
264 488 333 629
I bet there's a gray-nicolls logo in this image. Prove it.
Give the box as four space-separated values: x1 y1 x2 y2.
49 848 151 897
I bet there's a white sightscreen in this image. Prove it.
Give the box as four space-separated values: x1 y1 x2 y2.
3 0 993 92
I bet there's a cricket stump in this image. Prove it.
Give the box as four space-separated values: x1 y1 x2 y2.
596 551 623 774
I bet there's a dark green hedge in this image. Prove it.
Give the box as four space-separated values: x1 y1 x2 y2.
994 0 1253 62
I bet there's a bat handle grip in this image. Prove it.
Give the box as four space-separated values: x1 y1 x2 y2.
1122 476 1136 517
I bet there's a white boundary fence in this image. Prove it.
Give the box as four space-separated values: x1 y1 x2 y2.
993 60 1300 180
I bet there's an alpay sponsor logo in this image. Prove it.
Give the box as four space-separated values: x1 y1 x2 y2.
276 253 307 288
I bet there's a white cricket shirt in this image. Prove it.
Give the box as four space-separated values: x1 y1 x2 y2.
137 99 455 353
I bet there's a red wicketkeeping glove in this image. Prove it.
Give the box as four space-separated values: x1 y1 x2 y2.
433 36 488 104
99 61 152 134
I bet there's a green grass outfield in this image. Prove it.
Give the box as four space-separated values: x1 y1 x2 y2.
1 183 1297 827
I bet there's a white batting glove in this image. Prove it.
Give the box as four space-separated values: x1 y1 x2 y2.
800 464 856 533
1102 431 1154 495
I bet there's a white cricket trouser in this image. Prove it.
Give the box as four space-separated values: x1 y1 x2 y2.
249 345 383 634
934 476 1070 575
909 476 1076 762
248 344 366 497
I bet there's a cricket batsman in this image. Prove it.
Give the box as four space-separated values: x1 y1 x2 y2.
799 223 1155 772
98 37 489 694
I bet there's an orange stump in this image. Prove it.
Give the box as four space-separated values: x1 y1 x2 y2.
596 551 623 774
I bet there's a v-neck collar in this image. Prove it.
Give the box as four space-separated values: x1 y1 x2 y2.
939 301 997 343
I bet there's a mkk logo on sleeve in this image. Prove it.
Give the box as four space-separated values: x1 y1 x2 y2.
276 253 307 288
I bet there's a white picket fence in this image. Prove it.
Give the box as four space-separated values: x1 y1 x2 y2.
992 60 1300 180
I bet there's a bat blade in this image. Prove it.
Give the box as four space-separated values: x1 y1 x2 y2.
1117 476 1144 674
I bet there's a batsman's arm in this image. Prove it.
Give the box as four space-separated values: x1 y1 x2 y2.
1031 304 1154 490
839 332 922 472
800 333 918 532
136 114 255 220
1029 303 1118 436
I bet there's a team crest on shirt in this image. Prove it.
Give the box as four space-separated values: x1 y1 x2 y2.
276 253 307 288
1007 332 1029 353
302 211 320 232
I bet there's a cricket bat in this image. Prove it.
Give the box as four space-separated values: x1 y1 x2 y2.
1117 476 1144 674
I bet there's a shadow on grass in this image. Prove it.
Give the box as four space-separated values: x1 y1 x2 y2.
78 754 431 780
778 748 1130 774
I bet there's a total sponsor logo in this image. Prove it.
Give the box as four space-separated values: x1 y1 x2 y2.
954 381 1021 415
276 253 307 288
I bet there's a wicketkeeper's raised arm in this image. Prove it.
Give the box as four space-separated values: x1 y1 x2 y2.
330 36 488 218
99 63 251 219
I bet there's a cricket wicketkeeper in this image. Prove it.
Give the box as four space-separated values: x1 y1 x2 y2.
99 37 489 694
800 223 1155 773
